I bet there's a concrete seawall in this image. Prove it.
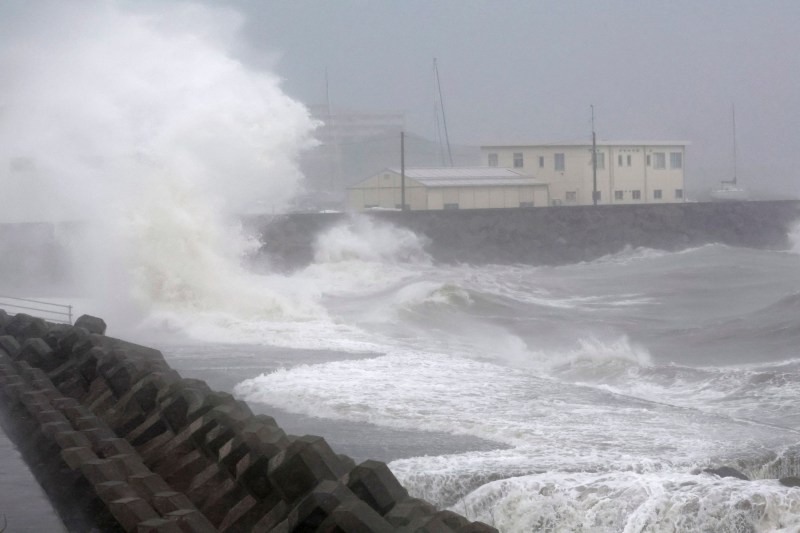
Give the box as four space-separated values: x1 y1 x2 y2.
253 200 800 269
0 311 495 532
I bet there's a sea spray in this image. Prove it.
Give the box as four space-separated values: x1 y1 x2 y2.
312 214 432 265
0 1 318 325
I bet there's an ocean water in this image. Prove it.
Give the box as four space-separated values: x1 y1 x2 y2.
114 216 800 533
3 5 800 530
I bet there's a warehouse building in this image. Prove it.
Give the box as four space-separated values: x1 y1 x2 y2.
481 141 688 206
347 167 549 211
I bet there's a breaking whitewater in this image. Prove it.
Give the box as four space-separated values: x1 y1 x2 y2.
129 217 800 533
5 3 800 530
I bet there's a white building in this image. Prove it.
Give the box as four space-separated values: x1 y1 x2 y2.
348 167 549 211
481 141 688 206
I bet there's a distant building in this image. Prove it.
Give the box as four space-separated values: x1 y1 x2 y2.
297 106 481 210
347 167 549 211
481 141 688 206
308 105 406 146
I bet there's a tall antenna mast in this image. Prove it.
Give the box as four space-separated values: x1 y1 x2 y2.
732 103 738 186
325 68 343 193
589 104 597 205
433 58 453 166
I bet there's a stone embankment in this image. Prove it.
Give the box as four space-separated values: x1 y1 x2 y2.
0 310 494 532
254 200 800 269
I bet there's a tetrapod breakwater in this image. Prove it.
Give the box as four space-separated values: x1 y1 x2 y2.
0 310 495 532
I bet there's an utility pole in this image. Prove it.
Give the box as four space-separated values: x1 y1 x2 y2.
591 105 598 206
400 131 406 211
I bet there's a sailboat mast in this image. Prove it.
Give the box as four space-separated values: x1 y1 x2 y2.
732 104 738 186
325 68 343 193
434 58 454 166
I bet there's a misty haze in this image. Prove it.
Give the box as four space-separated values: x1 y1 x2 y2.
1 1 800 532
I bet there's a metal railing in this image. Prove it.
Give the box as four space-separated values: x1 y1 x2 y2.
0 296 73 325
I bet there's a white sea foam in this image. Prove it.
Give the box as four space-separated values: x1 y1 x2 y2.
457 470 800 533
392 281 473 309
533 336 653 370
312 215 431 266
293 215 432 297
233 349 792 480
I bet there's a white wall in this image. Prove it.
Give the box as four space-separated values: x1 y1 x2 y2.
482 144 686 206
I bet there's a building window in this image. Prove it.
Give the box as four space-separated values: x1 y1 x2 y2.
632 190 641 200
675 189 684 199
653 152 666 169
443 203 459 210
594 191 602 202
646 155 651 166
555 153 565 171
670 152 683 169
488 153 498 167
593 151 605 170
539 156 544 168
614 190 623 200
552 199 563 206
618 154 623 166
513 152 523 168
627 155 632 166
654 189 662 199
519 202 534 208
565 191 577 203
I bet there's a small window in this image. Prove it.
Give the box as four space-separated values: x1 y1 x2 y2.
513 153 523 168
443 203 459 210
539 156 544 168
646 155 651 166
594 191 602 202
552 199 563 206
565 191 577 202
675 189 684 199
593 151 605 170
653 152 666 169
488 153 498 167
618 154 623 166
383 173 391 180
632 190 641 200
627 155 632 166
519 202 534 208
654 189 662 199
614 190 623 200
555 153 565 171
670 152 683 169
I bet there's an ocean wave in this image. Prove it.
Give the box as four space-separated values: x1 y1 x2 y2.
312 214 431 265
457 470 800 533
571 243 731 267
392 281 473 310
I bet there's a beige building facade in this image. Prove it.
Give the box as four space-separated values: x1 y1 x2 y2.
481 141 688 206
348 167 549 211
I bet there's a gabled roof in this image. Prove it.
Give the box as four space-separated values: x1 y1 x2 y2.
385 167 547 187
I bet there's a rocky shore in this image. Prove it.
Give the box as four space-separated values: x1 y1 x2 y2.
0 310 494 532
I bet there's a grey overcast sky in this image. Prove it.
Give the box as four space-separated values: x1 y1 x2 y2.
222 0 800 194
2 0 798 195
